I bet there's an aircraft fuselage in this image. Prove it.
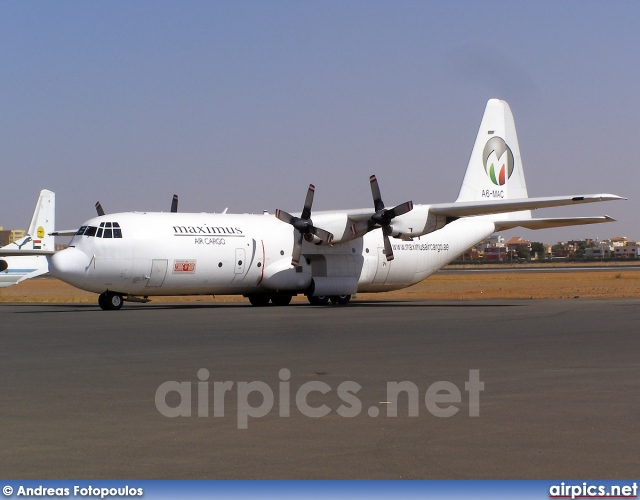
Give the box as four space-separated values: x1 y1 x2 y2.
48 211 495 298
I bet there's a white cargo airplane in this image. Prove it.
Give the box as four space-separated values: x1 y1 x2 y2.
0 190 55 287
3 100 623 309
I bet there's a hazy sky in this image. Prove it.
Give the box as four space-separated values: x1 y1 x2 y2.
2 1 638 243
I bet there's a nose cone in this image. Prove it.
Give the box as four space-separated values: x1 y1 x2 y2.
49 247 89 287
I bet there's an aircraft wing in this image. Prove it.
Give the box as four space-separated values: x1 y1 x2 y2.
429 194 625 218
494 215 616 231
305 209 374 222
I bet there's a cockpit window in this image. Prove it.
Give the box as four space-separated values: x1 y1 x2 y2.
74 222 122 240
96 222 122 238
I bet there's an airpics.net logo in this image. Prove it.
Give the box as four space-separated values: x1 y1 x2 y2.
483 136 515 186
155 368 484 429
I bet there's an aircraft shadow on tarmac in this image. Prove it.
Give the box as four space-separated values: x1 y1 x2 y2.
8 300 522 314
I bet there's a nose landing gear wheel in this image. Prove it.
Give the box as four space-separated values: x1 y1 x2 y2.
99 291 124 310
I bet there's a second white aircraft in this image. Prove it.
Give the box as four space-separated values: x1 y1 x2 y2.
7 100 623 309
0 190 55 287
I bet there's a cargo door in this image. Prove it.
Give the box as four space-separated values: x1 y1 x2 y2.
146 259 168 287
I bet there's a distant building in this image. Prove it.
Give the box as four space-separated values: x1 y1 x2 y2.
484 246 508 261
505 236 532 253
10 229 25 242
478 235 505 249
610 236 628 247
0 230 11 247
0 228 26 247
585 240 614 259
476 235 506 261
613 242 640 259
460 247 484 260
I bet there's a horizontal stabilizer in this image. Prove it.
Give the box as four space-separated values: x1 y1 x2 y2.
0 249 56 257
50 229 78 237
494 215 616 231
430 194 625 218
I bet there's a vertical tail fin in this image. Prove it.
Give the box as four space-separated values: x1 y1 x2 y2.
26 189 56 251
456 100 529 210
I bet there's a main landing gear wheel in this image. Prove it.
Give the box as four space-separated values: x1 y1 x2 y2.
99 291 124 311
271 295 293 306
308 295 329 306
248 295 270 307
330 295 351 305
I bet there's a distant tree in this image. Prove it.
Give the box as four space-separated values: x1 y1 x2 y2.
552 243 564 252
530 242 545 259
515 244 531 260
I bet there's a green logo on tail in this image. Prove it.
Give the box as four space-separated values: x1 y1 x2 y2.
483 137 514 186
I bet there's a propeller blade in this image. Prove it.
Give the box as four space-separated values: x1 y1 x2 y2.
388 200 414 218
382 228 394 262
369 175 384 212
301 184 315 220
275 209 297 225
276 184 332 266
171 195 178 213
95 202 105 216
311 226 334 244
291 232 304 266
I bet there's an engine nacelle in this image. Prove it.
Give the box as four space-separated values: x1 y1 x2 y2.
420 211 449 235
310 213 354 244
0 260 7 272
261 258 312 291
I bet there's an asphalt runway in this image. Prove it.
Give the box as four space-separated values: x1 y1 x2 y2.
437 265 640 274
1 299 638 479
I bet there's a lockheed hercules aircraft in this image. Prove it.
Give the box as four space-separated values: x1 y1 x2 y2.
2 100 623 309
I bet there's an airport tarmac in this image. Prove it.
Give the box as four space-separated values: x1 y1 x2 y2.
1 299 638 479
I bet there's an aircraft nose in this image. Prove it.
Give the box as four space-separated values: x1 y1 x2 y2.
49 247 90 286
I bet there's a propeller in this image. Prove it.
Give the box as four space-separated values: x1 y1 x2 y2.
94 195 179 216
276 184 334 267
350 175 413 261
171 194 178 213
